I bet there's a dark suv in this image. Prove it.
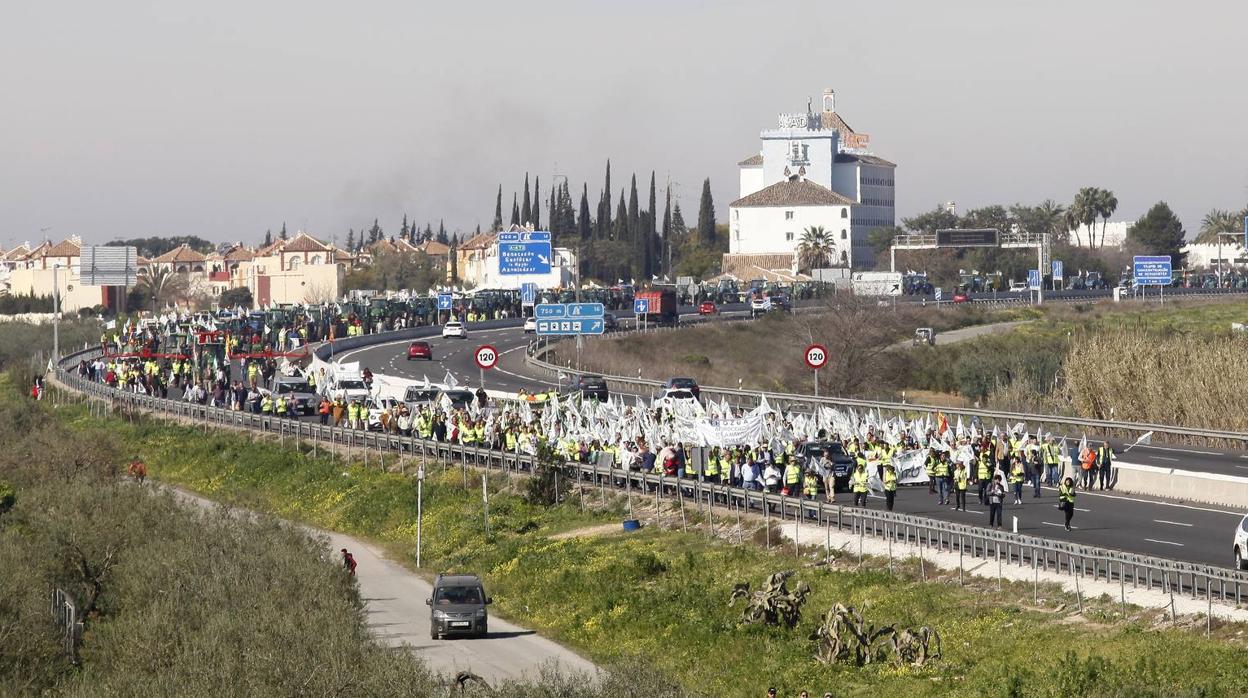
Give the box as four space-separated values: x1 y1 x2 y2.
564 374 609 401
427 573 492 639
801 441 856 493
662 377 700 400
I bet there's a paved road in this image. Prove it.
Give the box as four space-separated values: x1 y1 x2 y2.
169 488 598 685
338 326 1247 569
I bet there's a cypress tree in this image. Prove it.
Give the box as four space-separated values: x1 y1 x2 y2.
549 186 558 239
345 229 354 252
578 185 592 241
646 172 657 279
628 174 640 238
532 176 541 229
696 178 716 247
280 222 288 240
425 223 433 243
521 174 532 226
672 203 687 238
661 187 672 278
449 238 459 283
510 194 520 226
612 190 628 242
264 229 272 247
401 214 409 239
493 185 503 231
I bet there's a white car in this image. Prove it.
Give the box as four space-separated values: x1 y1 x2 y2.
1008 281 1028 292
442 321 468 339
523 317 537 333
1234 513 1248 569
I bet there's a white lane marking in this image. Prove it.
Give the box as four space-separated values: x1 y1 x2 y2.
1154 519 1194 527
1144 538 1185 547
1041 522 1077 529
1133 445 1220 456
1037 485 1241 516
1147 456 1181 462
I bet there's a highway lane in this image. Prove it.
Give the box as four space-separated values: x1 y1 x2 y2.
338 326 1247 568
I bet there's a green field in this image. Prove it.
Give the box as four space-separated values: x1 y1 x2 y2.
45 392 1248 697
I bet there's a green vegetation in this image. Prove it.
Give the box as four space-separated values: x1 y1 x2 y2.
0 291 55 314
41 384 1248 696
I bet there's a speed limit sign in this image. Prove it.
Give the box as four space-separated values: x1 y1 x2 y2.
804 344 828 370
474 344 499 370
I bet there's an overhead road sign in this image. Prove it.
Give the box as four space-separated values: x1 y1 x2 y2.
80 246 139 287
1133 256 1172 285
474 345 499 370
498 231 553 275
804 344 828 370
936 229 998 247
535 318 605 335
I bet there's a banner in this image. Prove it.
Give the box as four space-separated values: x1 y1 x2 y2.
894 449 929 484
695 413 764 447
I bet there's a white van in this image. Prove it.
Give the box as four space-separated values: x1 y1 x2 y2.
333 371 371 402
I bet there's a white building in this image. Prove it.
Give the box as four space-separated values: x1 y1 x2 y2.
1066 221 1132 248
728 89 896 270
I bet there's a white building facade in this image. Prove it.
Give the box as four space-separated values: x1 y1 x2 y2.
729 89 896 270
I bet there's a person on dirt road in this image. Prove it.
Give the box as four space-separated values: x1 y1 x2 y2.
341 548 357 576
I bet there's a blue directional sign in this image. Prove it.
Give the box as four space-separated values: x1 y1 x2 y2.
498 231 553 276
1051 260 1063 282
437 294 452 311
520 282 538 306
633 298 650 315
1028 269 1041 291
535 303 566 319
567 302 604 317
1133 255 1172 285
536 318 605 335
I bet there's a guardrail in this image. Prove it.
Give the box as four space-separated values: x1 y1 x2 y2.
525 338 1248 450
51 347 1248 609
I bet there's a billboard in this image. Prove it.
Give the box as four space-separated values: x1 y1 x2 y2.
80 246 139 287
935 229 998 247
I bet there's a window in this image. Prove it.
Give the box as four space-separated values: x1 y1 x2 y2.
288 256 301 270
841 230 847 240
785 232 794 241
733 210 739 221
841 209 848 218
785 210 794 220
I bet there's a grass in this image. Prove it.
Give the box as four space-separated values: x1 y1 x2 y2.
48 394 1248 697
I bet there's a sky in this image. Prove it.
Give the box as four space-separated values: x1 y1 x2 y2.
3 0 1247 249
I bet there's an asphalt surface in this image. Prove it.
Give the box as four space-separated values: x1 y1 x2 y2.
335 324 1247 569
169 487 598 685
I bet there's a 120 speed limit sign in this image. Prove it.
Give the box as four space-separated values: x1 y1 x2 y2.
474 344 499 370
804 344 828 370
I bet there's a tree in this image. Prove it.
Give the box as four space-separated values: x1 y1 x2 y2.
671 202 687 240
901 206 957 234
345 229 355 252
1095 189 1118 249
400 214 409 240
797 226 836 272
437 220 447 245
867 226 903 256
218 287 253 309
577 185 591 242
1195 208 1244 244
449 239 459 283
1072 188 1100 247
1127 202 1186 265
424 222 433 243
696 178 716 248
661 186 672 277
521 174 532 226
532 176 541 229
510 194 520 226
493 185 503 231
263 230 272 247
135 268 190 312
368 219 383 245
646 172 657 279
279 222 288 240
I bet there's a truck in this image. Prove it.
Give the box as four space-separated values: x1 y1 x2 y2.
633 288 678 326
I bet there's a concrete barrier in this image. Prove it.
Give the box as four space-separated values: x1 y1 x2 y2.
1113 461 1248 509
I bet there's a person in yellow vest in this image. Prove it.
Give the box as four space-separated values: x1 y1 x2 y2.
925 451 938 494
1009 458 1026 505
1042 435 1061 486
934 452 952 506
953 462 969 511
275 395 288 418
1058 476 1077 530
704 448 721 485
781 457 801 496
347 400 361 430
883 462 898 511
260 394 273 415
1096 442 1114 491
976 449 993 505
802 468 819 500
851 462 870 507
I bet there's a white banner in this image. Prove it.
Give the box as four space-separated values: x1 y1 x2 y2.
695 413 764 447
894 449 929 484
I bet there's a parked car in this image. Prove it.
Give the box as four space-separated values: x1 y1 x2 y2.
1008 281 1028 293
270 375 318 415
523 316 537 333
662 377 700 400
427 573 492 639
1234 513 1248 569
407 340 433 360
654 388 698 408
768 294 793 312
952 292 970 303
442 320 468 339
698 301 717 315
801 441 856 493
563 374 609 401
332 372 370 402
749 295 769 317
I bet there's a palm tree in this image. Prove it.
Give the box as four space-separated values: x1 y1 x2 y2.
1072 188 1099 248
1064 208 1082 247
1195 208 1243 244
1035 199 1065 239
1095 189 1118 249
136 267 190 312
797 225 836 273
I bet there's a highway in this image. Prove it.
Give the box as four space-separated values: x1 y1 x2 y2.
336 323 1247 569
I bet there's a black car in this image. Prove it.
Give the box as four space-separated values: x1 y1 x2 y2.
769 294 793 313
800 441 855 493
564 374 609 401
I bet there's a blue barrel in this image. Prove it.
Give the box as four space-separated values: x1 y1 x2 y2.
622 519 641 532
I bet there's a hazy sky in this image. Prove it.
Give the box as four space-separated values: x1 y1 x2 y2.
3 1 1247 249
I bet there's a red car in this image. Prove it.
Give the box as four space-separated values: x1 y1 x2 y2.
407 341 432 360
698 301 717 315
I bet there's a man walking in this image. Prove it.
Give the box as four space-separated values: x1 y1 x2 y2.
1096 442 1114 490
851 462 869 508
987 474 1005 529
883 462 898 511
952 462 968 511
1058 476 1077 530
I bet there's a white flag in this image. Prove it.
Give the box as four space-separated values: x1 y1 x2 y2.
1132 431 1153 447
444 371 459 389
421 375 431 390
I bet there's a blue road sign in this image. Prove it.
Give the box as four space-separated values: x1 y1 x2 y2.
520 282 537 306
633 298 650 315
1028 269 1041 290
566 302 604 317
498 231 553 276
1133 255 1172 285
535 318 605 335
437 294 452 310
535 303 566 319
1052 260 1064 281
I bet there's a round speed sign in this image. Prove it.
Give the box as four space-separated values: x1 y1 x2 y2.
804 344 828 370
474 344 499 370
